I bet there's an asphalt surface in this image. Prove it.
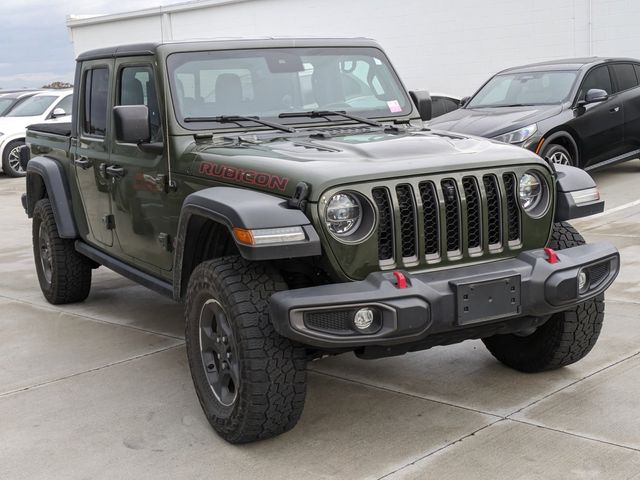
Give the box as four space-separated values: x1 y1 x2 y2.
1 160 639 479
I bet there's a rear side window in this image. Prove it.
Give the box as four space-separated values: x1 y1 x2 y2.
580 66 613 98
611 63 638 92
83 67 109 136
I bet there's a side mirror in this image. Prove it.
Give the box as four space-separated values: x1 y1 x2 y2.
409 90 432 121
583 88 609 105
460 96 471 107
114 105 150 144
51 107 67 118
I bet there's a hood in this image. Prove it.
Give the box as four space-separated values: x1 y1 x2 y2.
428 104 562 138
0 115 40 136
185 127 549 201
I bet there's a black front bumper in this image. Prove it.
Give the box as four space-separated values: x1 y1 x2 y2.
270 242 619 350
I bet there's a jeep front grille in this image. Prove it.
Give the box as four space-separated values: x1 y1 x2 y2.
372 172 523 268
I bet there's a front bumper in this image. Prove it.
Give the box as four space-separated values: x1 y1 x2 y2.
270 242 619 349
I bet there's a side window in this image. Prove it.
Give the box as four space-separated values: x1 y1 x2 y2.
431 97 445 118
611 63 638 92
54 95 72 115
83 67 109 136
119 65 162 141
635 65 640 85
580 66 613 99
441 97 460 113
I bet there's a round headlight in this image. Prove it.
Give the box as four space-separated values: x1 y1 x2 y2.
519 172 544 211
325 192 362 236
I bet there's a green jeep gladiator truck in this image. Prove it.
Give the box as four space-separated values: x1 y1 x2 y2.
22 38 619 443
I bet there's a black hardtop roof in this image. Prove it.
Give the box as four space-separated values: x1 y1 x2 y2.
76 37 382 61
498 56 640 74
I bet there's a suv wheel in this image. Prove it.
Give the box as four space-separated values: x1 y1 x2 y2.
544 144 575 166
2 140 26 177
184 256 307 443
33 198 92 304
482 222 604 372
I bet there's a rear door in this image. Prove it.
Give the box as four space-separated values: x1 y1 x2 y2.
567 65 625 167
108 58 174 271
73 60 114 247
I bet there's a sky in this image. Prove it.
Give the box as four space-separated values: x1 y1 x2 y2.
0 0 185 90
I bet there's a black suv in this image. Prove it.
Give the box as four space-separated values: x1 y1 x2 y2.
429 57 640 170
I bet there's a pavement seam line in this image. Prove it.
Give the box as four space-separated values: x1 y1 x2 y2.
308 368 503 419
506 350 640 418
0 343 184 399
0 292 184 340
509 418 640 453
375 419 506 479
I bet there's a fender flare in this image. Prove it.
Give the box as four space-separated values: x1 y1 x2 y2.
173 187 321 300
25 156 79 238
554 164 604 221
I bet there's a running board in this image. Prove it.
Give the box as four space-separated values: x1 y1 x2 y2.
75 241 174 299
585 148 640 171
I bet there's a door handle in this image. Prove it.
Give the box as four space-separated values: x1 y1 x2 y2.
105 165 126 179
610 106 620 113
73 157 92 169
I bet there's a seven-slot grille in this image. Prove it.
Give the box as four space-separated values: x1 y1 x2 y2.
372 172 522 267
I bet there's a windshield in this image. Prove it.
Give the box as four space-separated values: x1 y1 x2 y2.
167 47 412 129
467 71 578 108
0 98 15 116
7 95 56 117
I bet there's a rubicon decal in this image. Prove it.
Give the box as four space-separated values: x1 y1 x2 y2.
199 161 289 192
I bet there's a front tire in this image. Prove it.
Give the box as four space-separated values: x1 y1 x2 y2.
32 198 92 304
2 140 26 177
543 143 575 167
482 222 604 372
184 256 307 443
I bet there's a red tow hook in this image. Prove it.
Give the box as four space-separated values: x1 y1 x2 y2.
544 247 559 264
393 271 408 289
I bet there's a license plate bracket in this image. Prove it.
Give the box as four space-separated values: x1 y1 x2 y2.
452 274 521 325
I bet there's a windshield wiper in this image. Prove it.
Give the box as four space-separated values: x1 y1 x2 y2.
279 110 394 130
183 115 296 133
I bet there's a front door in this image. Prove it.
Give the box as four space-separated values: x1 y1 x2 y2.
567 65 625 167
108 59 174 271
73 60 114 247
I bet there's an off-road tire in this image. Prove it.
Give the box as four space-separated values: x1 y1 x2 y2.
184 256 307 443
482 222 604 372
32 198 92 304
2 139 26 177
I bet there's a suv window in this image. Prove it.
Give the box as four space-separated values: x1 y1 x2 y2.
53 95 72 116
119 65 162 141
83 68 109 136
580 65 613 99
611 63 638 92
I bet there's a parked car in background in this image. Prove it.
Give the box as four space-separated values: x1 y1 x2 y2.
0 91 41 116
428 57 640 170
0 89 72 177
430 93 460 118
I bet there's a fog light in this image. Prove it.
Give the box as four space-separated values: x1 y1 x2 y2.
353 308 375 331
578 271 589 293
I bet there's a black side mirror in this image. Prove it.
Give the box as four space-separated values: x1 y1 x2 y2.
460 96 471 107
578 88 609 107
409 90 432 121
113 105 151 144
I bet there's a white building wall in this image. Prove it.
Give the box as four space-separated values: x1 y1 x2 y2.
68 0 640 96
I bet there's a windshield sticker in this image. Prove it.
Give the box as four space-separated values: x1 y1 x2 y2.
199 161 289 192
387 100 402 113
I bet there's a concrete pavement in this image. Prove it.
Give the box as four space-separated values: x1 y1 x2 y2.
1 162 639 480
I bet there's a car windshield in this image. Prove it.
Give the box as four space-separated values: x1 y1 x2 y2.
0 98 15 116
7 95 56 117
467 70 578 108
167 47 412 129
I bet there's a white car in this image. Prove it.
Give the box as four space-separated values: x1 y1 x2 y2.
0 89 73 177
